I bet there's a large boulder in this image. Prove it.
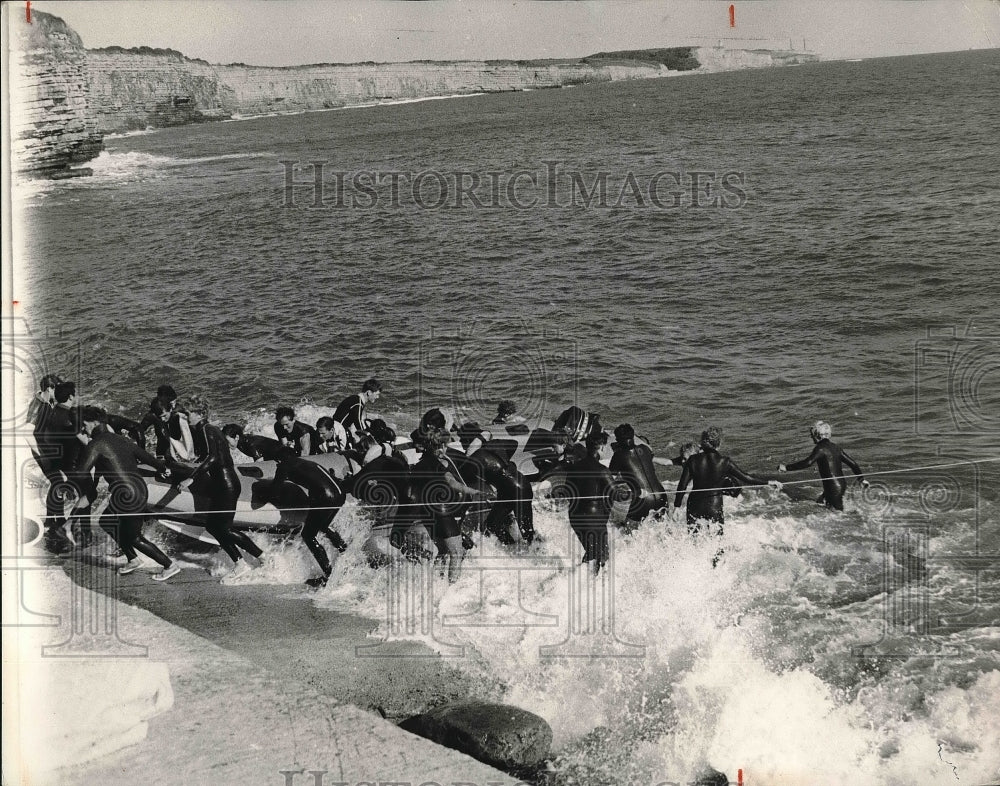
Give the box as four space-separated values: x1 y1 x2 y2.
399 700 552 770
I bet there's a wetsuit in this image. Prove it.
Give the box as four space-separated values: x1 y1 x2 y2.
673 447 767 533
469 439 535 543
563 454 615 566
188 421 263 562
37 404 84 530
273 457 347 578
333 394 368 445
410 408 447 453
553 406 601 443
411 450 472 542
74 429 172 568
669 452 741 498
350 452 415 546
106 414 144 447
29 396 55 439
236 434 292 462
139 410 190 459
784 439 865 511
273 420 317 457
609 440 668 524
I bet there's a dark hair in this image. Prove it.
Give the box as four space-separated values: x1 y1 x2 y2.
564 443 587 462
457 421 482 450
585 430 608 452
497 399 516 415
614 423 635 443
355 433 376 455
80 405 107 424
551 426 572 445
150 398 171 417
275 406 295 422
362 378 382 393
368 418 396 444
419 408 446 432
40 374 62 391
701 427 722 449
316 416 335 431
221 424 244 439
156 384 178 402
54 381 76 403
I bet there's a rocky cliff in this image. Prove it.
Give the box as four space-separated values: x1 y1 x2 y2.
83 48 702 134
7 10 817 175
9 10 103 178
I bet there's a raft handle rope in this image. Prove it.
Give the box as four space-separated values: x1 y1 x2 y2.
61 456 1000 519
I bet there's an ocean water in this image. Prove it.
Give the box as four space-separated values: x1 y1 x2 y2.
13 49 1000 784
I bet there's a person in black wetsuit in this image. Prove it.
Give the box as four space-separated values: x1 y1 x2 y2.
35 381 85 552
333 378 382 448
349 435 415 565
458 422 534 545
179 401 264 581
411 428 489 583
491 399 525 426
139 398 195 461
410 407 452 453
672 427 779 534
523 425 573 481
274 407 317 457
609 423 668 528
222 424 291 462
106 413 144 447
69 406 181 580
27 373 61 437
272 453 348 587
777 421 869 511
562 433 617 575
552 406 603 444
668 442 743 498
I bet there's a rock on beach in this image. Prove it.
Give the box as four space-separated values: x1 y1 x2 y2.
400 700 553 771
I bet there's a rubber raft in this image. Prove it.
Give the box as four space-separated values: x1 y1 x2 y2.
145 421 580 541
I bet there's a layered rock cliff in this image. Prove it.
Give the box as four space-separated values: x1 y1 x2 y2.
7 10 817 176
83 48 703 134
9 10 103 178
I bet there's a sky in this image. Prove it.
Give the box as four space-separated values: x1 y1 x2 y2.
24 0 1000 66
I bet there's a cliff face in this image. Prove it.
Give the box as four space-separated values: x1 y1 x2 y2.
9 11 103 177
7 11 820 176
85 49 233 131
83 52 685 134
694 46 819 72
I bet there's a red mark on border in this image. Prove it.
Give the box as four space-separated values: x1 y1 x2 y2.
738 768 744 786
26 1 31 23
729 4 735 28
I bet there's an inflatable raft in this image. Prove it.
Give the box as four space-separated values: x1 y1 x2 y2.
147 412 612 543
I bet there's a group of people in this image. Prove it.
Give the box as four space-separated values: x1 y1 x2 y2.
28 373 869 585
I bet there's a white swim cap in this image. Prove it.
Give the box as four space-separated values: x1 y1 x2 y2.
810 420 832 440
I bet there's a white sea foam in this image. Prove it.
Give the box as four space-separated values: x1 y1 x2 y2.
296 487 999 786
74 150 276 183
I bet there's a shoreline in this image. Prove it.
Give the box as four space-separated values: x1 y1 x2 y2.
99 47 819 141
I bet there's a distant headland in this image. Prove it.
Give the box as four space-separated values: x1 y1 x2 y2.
10 11 817 178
